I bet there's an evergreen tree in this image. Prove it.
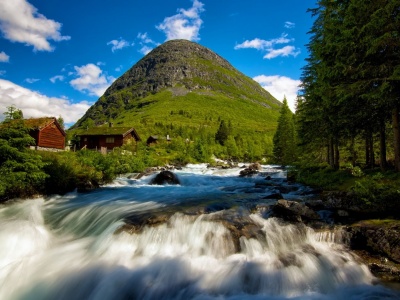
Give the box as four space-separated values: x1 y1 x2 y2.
273 98 297 165
215 120 229 146
0 116 47 199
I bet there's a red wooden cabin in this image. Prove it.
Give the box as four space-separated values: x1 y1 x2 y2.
25 117 66 150
77 126 141 151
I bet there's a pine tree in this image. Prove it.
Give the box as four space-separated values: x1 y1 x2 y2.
215 120 229 146
273 97 297 165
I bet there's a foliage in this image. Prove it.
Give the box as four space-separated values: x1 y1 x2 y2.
0 119 48 200
273 98 297 165
351 173 400 212
294 165 354 190
3 105 23 122
298 0 400 171
215 120 230 146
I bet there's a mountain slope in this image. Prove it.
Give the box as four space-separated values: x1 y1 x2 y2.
71 39 281 139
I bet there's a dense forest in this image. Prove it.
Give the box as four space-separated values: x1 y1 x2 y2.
293 0 399 171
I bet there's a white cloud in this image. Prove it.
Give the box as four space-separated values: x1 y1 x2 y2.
137 32 159 55
284 21 295 29
0 79 91 125
0 0 70 51
263 45 300 59
107 38 133 52
156 0 205 41
235 34 300 59
24 78 40 84
139 45 153 55
137 32 155 44
50 75 64 83
253 75 301 112
69 63 115 97
234 34 291 50
0 51 10 62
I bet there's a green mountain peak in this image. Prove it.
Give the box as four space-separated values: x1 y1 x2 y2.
71 39 281 142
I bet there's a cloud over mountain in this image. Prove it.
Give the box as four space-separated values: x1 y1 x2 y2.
157 0 205 41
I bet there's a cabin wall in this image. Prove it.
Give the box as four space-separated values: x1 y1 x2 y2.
36 124 65 150
81 135 126 150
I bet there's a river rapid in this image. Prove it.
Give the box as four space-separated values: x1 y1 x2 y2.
0 163 399 300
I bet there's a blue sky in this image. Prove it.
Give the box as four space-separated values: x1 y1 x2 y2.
0 0 316 127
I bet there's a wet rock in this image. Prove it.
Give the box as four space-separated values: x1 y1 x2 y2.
204 202 232 213
351 249 400 283
271 199 321 223
150 170 180 185
274 185 300 194
343 220 400 264
263 193 284 200
77 180 100 193
239 163 262 177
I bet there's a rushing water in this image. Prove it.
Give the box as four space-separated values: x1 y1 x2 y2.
0 164 399 300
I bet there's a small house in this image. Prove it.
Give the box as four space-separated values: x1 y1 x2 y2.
77 126 141 151
24 117 66 150
146 135 158 146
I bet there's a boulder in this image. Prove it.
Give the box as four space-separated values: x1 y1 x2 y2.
150 170 180 185
239 163 262 177
343 220 400 264
271 199 321 222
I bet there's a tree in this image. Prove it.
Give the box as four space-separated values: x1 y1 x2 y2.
0 117 47 200
3 105 23 122
57 115 65 129
273 97 297 165
298 0 400 170
215 120 229 146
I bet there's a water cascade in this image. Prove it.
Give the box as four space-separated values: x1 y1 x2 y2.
0 164 398 299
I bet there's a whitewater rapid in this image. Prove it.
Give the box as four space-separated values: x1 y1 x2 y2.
0 164 398 299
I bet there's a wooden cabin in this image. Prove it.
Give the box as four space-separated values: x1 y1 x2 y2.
146 135 158 146
77 126 141 151
24 117 66 150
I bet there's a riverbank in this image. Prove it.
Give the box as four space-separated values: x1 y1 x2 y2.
286 165 400 283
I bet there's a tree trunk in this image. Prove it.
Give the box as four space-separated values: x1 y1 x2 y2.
328 137 334 168
334 141 340 170
370 135 375 168
365 131 374 169
379 117 387 171
393 106 400 172
350 136 356 166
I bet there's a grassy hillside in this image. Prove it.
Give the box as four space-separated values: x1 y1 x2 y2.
69 40 281 162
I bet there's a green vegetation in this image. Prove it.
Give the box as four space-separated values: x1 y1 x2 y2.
291 0 400 214
273 98 297 165
297 0 400 172
0 109 160 200
0 112 47 200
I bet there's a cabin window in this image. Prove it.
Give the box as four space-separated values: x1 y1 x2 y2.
106 137 114 143
84 137 87 142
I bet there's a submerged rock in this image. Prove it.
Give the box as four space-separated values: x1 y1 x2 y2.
150 170 180 185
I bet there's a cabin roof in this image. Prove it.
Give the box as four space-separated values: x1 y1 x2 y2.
24 117 66 136
1 117 66 136
77 127 141 140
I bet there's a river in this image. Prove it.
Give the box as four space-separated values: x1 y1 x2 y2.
0 163 399 299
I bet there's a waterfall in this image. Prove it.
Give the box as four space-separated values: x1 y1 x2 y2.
0 164 398 299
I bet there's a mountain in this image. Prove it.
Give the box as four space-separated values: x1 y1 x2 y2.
71 39 282 140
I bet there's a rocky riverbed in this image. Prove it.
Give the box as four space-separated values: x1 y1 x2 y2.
122 163 400 284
